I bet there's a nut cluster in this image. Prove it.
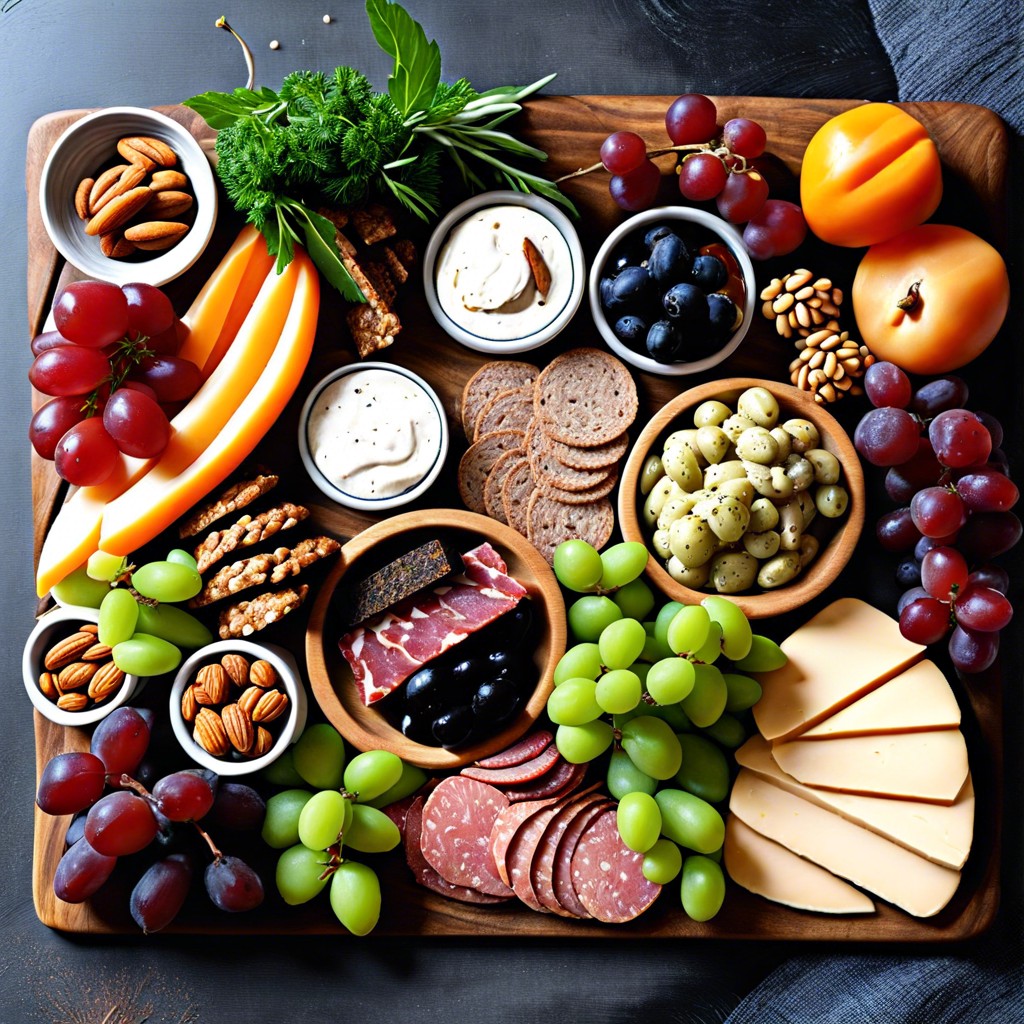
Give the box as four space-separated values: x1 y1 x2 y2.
74 135 195 259
788 329 875 405
39 623 126 712
181 653 289 759
760 269 843 340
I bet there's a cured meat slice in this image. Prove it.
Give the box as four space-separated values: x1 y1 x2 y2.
551 800 612 918
404 796 510 905
420 776 514 898
461 743 561 785
465 541 508 574
504 759 586 803
339 543 526 705
532 793 608 917
570 808 662 924
489 793 565 886
474 729 553 770
379 793 419 838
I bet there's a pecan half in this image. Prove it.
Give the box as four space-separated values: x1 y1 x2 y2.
193 708 230 757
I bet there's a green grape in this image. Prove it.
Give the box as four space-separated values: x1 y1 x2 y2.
298 790 349 850
691 621 724 665
701 713 746 749
345 804 401 853
553 539 603 592
365 761 428 809
86 550 126 582
547 677 602 726
131 560 202 602
343 750 403 803
261 789 314 849
666 605 711 656
330 860 381 936
52 567 110 609
723 672 763 713
135 602 213 649
675 734 729 804
293 724 346 790
654 601 685 651
680 664 728 728
620 716 682 780
165 548 199 572
567 595 622 642
680 855 726 922
112 633 180 675
616 791 662 853
655 789 725 854
612 578 655 621
732 634 788 673
598 541 650 590
649 703 691 731
643 838 683 885
606 748 657 800
98 587 139 647
701 595 753 661
555 721 614 764
276 844 330 905
262 747 305 787
640 632 672 663
554 643 603 684
646 657 695 705
632 662 650 688
704 845 723 864
598 618 647 670
595 669 641 715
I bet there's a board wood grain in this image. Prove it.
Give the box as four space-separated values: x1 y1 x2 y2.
27 96 1006 939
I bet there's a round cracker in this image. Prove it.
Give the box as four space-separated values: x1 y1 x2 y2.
501 460 537 537
535 469 618 505
534 348 638 447
527 421 614 493
458 430 526 514
526 493 615 564
474 386 536 442
461 361 540 440
484 448 528 523
546 430 630 471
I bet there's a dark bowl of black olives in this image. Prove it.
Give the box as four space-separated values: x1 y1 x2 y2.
305 509 565 770
589 207 756 376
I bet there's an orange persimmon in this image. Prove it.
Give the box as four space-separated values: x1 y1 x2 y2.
800 103 943 248
852 224 1009 375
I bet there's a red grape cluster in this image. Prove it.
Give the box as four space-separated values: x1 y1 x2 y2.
855 362 1019 673
598 94 806 259
37 706 266 932
29 280 201 486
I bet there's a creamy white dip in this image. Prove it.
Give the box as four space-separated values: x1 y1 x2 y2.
306 369 443 500
435 205 574 340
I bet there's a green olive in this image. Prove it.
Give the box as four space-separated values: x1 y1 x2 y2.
640 454 665 496
720 413 757 444
757 552 802 589
709 551 759 593
666 556 711 588
816 484 849 518
735 426 779 465
737 387 779 428
748 497 780 533
668 514 718 569
770 426 792 461
702 494 750 544
743 530 781 560
783 454 815 491
692 400 732 428
696 425 731 465
662 443 703 491
806 448 841 485
782 418 820 453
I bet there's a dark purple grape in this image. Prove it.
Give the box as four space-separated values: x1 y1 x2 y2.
974 411 1004 449
610 265 651 305
609 159 660 211
854 407 921 467
864 361 912 409
37 752 107 815
929 409 991 468
690 254 728 292
85 791 158 856
53 838 117 903
897 586 929 615
65 813 88 848
895 558 922 589
968 565 1010 595
432 706 474 747
206 783 266 832
90 706 152 779
614 314 647 347
948 625 999 674
599 276 621 312
130 853 193 933
706 293 737 337
646 320 683 363
911 377 969 417
205 855 264 912
663 282 705 320
644 225 674 250
958 511 1022 560
153 770 216 823
876 507 921 553
647 234 691 285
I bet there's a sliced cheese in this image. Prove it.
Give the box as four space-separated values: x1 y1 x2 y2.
752 598 925 742
99 251 319 556
729 770 961 918
801 659 961 738
724 813 875 914
771 729 969 804
736 735 974 869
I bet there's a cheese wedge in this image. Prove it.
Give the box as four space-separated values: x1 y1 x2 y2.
771 730 969 804
801 659 960 738
752 598 925 742
736 735 974 869
724 814 875 914
729 770 961 918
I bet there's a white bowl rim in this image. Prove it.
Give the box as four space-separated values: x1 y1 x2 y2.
588 206 757 376
38 105 218 287
297 361 450 512
422 189 586 354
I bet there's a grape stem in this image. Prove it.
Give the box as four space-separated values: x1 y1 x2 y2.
216 16 256 91
319 844 342 882
193 820 225 862
555 142 751 183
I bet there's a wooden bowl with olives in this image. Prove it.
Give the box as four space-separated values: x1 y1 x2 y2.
617 378 865 618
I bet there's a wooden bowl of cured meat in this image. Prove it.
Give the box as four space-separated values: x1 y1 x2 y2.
306 509 566 770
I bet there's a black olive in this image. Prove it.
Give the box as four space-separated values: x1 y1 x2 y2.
432 706 475 747
647 234 692 285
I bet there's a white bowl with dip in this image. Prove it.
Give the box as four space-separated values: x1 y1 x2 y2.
298 362 449 512
423 190 585 354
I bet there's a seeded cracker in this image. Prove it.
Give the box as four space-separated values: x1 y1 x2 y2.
546 430 629 471
178 473 280 538
461 360 540 440
526 494 615 565
194 503 310 574
457 430 526 514
218 585 309 639
484 448 528 523
535 469 618 505
474 386 535 442
526 420 614 493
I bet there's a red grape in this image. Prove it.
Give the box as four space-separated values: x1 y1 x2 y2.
131 854 193 933
53 838 117 903
147 322 184 357
665 94 718 145
133 355 202 403
678 153 728 201
955 585 1013 632
864 362 913 410
899 597 952 645
897 586 928 615
884 442 943 502
974 411 1004 449
854 407 921 466
600 131 648 175
609 159 661 211
920 546 968 601
153 770 216 823
85 791 159 856
948 624 999 674
29 396 87 461
955 468 1018 513
54 418 119 486
102 388 170 458
968 565 1010 595
875 507 921 553
206 783 266 832
722 117 767 159
742 199 807 259
909 486 967 539
119 380 159 402
53 281 130 348
29 346 110 397
122 282 175 338
90 706 152 778
911 377 969 417
205 855 264 912
716 170 769 223
31 330 72 356
36 752 107 815
958 511 1022 560
929 409 992 468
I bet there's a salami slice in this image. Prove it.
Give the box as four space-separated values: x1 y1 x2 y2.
551 800 613 918
504 759 586 802
404 797 509 905
570 808 662 923
474 730 553 770
489 793 564 887
532 793 608 917
420 776 514 897
460 743 561 785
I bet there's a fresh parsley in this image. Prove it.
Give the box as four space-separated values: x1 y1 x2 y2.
183 0 573 302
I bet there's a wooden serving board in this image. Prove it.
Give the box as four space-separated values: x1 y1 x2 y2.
28 96 1007 939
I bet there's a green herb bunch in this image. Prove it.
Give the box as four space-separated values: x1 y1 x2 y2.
184 0 572 301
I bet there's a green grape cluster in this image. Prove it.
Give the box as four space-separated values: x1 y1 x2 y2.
549 538 786 922
53 549 213 676
259 723 427 936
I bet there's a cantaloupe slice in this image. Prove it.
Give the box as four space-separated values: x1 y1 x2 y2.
99 250 319 556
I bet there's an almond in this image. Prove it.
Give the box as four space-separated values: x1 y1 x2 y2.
119 135 177 168
145 191 193 219
91 164 147 213
252 689 288 724
237 685 262 718
181 684 198 722
249 660 278 689
88 164 129 213
85 186 153 237
523 237 551 296
57 693 89 713
222 703 254 754
150 169 188 192
57 661 98 691
221 653 250 687
194 708 230 757
124 221 189 250
80 623 100 635
44 631 96 670
99 232 136 259
249 726 274 759
88 662 125 702
194 664 230 706
82 642 113 662
38 671 59 702
75 178 94 220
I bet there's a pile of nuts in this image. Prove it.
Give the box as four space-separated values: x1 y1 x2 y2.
181 652 290 760
39 623 126 712
74 135 195 259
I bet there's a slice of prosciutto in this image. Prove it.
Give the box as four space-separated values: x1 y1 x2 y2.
339 542 527 705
